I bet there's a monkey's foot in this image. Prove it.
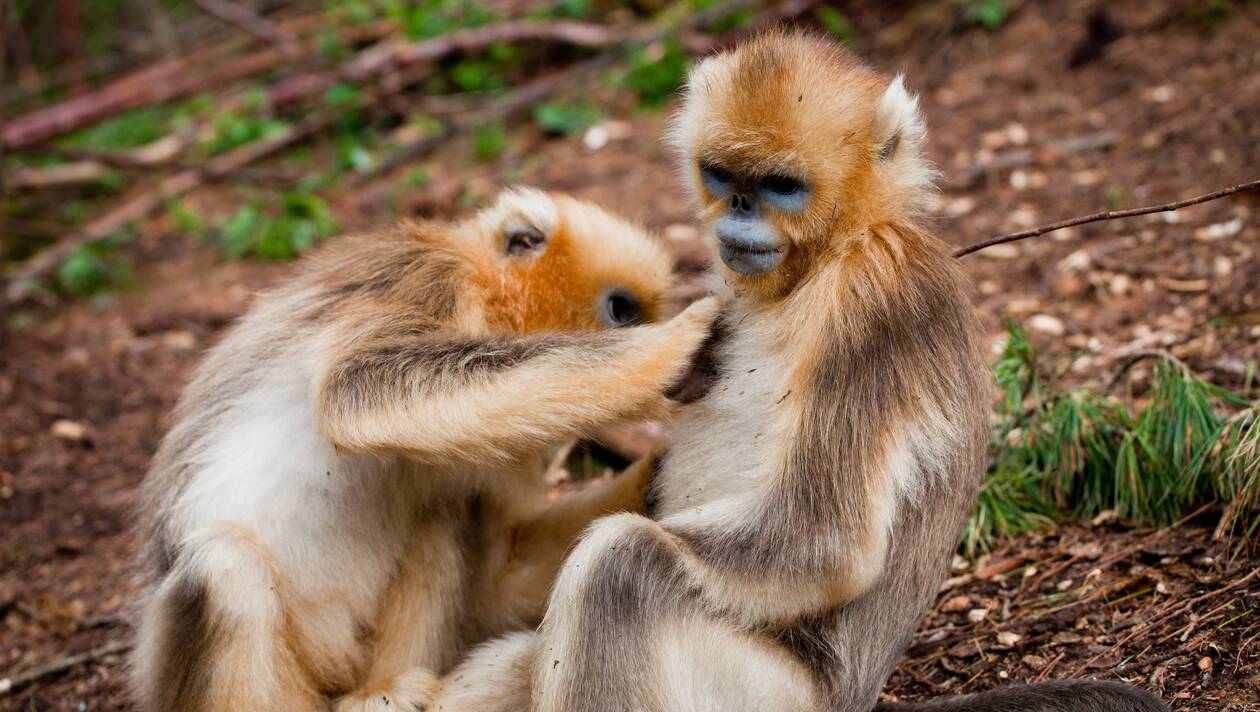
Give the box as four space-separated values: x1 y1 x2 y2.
333 668 440 712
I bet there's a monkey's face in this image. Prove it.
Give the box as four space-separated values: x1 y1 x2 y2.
694 160 811 276
476 189 675 333
671 34 929 295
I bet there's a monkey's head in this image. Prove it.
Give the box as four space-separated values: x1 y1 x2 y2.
670 33 934 298
470 188 675 333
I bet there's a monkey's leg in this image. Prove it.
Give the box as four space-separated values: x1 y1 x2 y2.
333 519 462 712
491 454 657 624
535 513 819 712
131 526 320 712
318 298 719 464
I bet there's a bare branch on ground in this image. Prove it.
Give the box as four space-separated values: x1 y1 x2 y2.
953 179 1260 258
193 0 300 55
0 639 131 695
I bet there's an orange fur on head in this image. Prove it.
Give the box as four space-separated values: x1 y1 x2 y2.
461 189 675 333
670 32 936 301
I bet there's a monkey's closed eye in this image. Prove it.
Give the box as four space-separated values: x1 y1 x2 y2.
505 225 546 256
700 162 734 187
761 175 804 196
599 289 643 328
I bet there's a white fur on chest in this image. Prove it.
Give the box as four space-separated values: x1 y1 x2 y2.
655 316 788 527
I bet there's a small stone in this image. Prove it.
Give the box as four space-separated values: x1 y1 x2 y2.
1029 314 1066 336
1214 256 1233 276
1009 206 1038 228
51 420 89 442
583 126 609 151
979 243 1020 260
1005 122 1029 146
1194 217 1243 242
967 608 989 623
996 632 1022 646
1056 579 1075 592
1109 274 1133 297
1156 581 1171 595
1198 656 1213 672
1022 654 1048 669
1148 85 1174 103
946 196 975 217
1057 249 1092 273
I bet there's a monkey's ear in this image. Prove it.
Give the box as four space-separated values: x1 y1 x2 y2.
504 224 547 257
871 75 936 207
872 75 926 163
487 187 558 258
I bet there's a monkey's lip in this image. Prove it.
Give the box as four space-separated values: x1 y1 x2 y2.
719 241 781 256
717 239 786 275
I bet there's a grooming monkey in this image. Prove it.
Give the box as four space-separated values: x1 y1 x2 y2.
429 35 1166 712
130 188 719 712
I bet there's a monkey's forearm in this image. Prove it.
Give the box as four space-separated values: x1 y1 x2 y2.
317 302 715 463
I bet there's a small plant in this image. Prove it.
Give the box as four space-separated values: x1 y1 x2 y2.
56 233 132 297
60 106 170 149
956 0 1008 30
217 192 337 261
966 322 1260 556
532 102 601 136
473 123 505 161
622 40 688 107
814 6 855 44
204 111 289 155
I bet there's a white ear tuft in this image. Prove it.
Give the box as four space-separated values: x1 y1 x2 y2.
873 74 926 163
872 74 936 206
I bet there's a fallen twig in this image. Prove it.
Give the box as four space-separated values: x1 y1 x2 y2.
4 109 338 302
193 0 299 55
0 639 131 695
953 179 1260 258
956 130 1118 187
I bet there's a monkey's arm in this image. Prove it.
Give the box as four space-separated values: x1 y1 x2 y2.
317 299 717 464
493 453 657 624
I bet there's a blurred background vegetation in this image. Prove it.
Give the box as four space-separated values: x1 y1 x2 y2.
1 0 1257 557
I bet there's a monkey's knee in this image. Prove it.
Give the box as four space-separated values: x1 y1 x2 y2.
550 513 683 619
131 528 316 712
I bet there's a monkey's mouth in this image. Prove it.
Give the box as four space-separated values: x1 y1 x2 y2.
717 239 785 276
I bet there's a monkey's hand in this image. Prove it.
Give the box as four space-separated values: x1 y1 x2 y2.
318 297 721 464
332 667 439 712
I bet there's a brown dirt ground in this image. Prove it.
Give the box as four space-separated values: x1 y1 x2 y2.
3 1 1260 709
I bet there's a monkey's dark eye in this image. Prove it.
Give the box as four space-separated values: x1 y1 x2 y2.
600 289 643 328
761 175 803 196
505 225 546 257
700 162 734 187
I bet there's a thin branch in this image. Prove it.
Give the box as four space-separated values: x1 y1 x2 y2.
193 0 299 56
4 109 338 303
953 179 1260 258
0 639 131 695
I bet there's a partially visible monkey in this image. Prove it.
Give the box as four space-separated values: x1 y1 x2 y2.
129 188 720 712
428 35 1167 712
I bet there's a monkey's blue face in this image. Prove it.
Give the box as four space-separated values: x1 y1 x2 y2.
698 161 811 276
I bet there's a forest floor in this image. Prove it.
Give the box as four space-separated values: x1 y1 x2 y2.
2 1 1260 710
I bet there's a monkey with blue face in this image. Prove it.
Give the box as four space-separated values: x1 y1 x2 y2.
426 34 1167 712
